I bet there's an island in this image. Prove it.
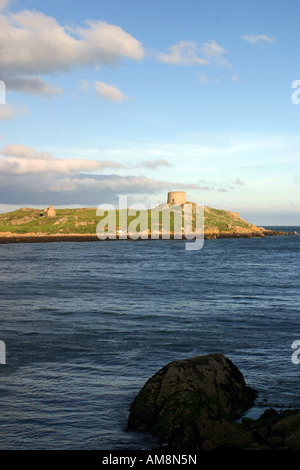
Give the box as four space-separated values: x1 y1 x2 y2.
0 191 297 244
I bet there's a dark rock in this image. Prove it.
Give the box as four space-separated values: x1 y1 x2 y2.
127 354 300 450
127 353 256 450
242 408 300 450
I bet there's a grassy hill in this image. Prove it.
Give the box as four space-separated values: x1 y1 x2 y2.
0 205 261 236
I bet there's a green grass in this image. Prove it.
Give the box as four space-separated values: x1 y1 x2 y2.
0 205 255 235
204 207 252 231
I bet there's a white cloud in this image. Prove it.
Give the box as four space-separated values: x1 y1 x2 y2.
26 174 201 195
0 11 144 74
0 0 10 11
0 104 28 120
2 144 55 159
5 76 63 96
0 144 174 175
0 144 125 174
0 165 205 206
95 81 128 102
202 40 226 57
157 41 208 66
140 159 171 169
157 39 229 67
241 33 275 45
0 10 144 96
0 143 204 205
202 40 230 67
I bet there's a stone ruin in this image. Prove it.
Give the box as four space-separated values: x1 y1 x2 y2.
42 205 56 217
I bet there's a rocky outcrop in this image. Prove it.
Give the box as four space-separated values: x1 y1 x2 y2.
242 408 300 450
204 228 220 239
127 354 256 450
10 215 36 225
127 354 300 450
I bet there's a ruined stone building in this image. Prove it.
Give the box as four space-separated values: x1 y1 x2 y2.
43 205 56 217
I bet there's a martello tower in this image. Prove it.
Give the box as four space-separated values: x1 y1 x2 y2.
167 191 187 205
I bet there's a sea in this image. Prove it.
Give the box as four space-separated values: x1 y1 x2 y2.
0 227 299 450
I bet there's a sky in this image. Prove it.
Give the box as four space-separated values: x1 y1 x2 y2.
0 0 299 225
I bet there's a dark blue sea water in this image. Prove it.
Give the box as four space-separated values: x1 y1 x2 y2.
0 227 299 450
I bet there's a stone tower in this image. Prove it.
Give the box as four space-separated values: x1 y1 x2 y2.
167 191 187 205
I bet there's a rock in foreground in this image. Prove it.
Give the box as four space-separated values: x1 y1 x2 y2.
127 353 256 450
127 354 300 450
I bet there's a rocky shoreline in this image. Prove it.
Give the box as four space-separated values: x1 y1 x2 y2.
0 228 297 244
204 227 298 239
127 354 300 451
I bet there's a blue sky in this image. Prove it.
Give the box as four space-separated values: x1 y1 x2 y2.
0 0 299 225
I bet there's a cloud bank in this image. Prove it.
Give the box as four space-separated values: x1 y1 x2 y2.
0 144 125 174
0 144 203 205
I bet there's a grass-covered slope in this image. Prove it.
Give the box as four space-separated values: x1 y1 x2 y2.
0 208 98 234
0 205 262 236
